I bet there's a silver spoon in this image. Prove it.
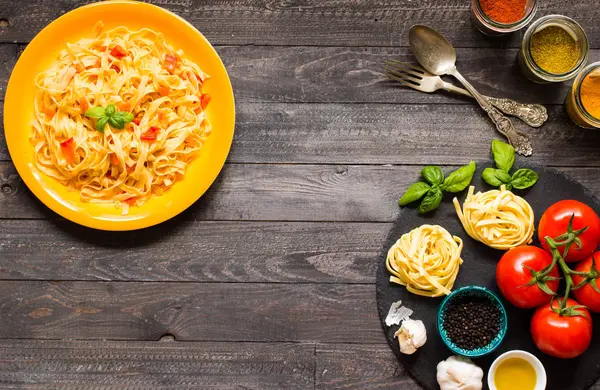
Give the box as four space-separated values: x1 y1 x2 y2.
408 25 533 156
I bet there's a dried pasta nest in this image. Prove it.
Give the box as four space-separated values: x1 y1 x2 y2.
453 185 534 250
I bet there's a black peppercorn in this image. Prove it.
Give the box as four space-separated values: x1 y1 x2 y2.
442 295 501 350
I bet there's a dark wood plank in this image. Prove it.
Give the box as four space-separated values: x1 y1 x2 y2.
0 281 380 343
3 45 600 105
316 344 421 390
1 163 600 222
0 44 15 100
0 0 599 48
231 104 600 166
3 102 600 166
0 339 315 389
0 220 387 283
218 46 600 105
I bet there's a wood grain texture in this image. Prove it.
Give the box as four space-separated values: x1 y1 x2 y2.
0 281 380 343
316 344 421 390
231 104 600 166
1 162 600 222
0 0 599 48
0 220 387 283
218 46 600 105
2 102 600 166
3 45 600 105
0 44 15 100
0 339 315 389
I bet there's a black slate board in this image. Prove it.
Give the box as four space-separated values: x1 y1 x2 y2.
376 162 600 390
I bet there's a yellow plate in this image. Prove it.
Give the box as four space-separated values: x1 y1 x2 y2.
4 0 235 231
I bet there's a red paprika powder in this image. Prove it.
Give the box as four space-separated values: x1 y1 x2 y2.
479 0 527 24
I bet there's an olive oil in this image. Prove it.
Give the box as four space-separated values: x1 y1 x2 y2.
494 357 536 390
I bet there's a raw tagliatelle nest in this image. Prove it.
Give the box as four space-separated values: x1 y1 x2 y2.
453 185 534 250
386 224 464 298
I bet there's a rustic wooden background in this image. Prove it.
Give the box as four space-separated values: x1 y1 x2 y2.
0 0 600 388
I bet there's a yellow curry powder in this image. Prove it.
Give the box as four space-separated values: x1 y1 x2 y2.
581 72 600 119
530 26 579 74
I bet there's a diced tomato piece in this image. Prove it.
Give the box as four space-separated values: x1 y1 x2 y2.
158 85 170 97
110 45 126 59
75 62 85 73
140 126 159 141
165 54 178 64
164 54 178 74
141 127 159 141
117 101 131 112
200 94 211 109
60 138 75 164
110 154 119 166
124 197 137 205
79 98 89 114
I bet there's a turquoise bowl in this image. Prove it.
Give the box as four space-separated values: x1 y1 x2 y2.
437 285 508 358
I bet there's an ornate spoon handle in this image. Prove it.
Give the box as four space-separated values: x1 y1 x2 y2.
447 66 533 156
484 105 533 156
484 97 548 128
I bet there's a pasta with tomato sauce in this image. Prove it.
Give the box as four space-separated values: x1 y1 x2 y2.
31 23 211 214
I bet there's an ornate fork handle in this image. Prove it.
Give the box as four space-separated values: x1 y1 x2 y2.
486 105 533 156
485 97 548 128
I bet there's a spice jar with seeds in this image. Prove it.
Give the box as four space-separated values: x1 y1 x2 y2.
566 62 600 129
518 15 589 83
471 0 538 36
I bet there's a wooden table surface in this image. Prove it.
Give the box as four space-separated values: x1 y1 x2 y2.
1 0 600 388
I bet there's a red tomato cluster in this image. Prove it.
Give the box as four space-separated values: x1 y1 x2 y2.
496 200 600 359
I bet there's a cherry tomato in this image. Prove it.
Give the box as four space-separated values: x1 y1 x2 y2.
538 200 600 262
573 252 600 313
496 246 559 308
531 298 592 359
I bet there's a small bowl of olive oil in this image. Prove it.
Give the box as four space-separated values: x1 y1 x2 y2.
488 350 546 390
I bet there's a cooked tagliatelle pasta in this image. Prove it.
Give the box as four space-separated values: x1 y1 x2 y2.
386 225 464 298
453 185 534 250
31 23 211 214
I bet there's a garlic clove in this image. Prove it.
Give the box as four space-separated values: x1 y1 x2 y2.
394 318 427 355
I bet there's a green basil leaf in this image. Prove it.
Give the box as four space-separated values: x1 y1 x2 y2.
420 166 444 186
399 182 431 206
491 139 515 172
84 106 106 119
118 111 134 123
482 167 502 187
105 104 116 117
109 115 125 129
96 116 109 132
418 187 443 214
494 169 512 184
442 161 476 193
505 183 513 191
511 168 539 189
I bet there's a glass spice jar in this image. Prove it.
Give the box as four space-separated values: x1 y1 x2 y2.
518 15 589 83
471 0 538 36
566 62 600 129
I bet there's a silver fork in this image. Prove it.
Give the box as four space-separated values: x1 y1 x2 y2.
383 60 548 128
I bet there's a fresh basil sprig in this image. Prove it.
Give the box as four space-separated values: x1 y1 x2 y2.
85 104 134 132
482 140 538 190
399 161 476 214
